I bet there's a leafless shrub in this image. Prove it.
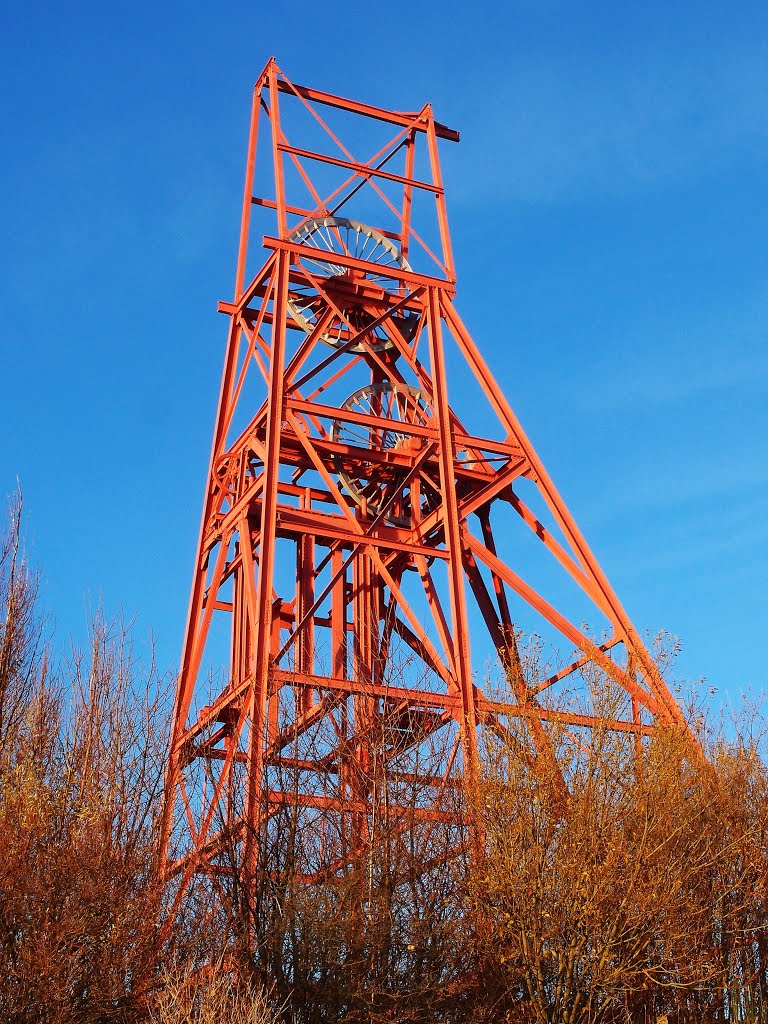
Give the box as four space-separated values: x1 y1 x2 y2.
149 958 286 1024
469 651 767 1024
0 487 45 755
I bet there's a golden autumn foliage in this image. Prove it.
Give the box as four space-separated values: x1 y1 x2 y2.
0 498 167 1020
2 493 768 1024
462 648 768 1024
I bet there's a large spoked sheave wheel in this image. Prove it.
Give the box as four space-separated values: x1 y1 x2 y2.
286 217 413 352
330 382 440 525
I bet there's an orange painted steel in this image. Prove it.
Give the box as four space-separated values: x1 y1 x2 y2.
160 58 694 901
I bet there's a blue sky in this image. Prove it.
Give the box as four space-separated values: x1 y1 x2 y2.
1 1 766 706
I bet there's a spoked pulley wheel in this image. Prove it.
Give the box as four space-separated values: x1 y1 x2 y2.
329 382 441 525
286 217 417 353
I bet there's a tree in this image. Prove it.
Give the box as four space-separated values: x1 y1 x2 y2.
468 651 762 1024
0 496 210 1022
0 488 44 754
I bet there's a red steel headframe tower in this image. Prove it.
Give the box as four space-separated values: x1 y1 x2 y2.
161 59 691 902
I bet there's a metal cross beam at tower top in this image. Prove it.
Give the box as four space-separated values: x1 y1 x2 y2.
160 57 695 913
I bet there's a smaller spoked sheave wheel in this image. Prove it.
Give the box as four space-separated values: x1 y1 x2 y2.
330 382 440 525
286 217 416 353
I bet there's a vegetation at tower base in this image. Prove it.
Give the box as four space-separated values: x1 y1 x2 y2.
469 657 768 1024
195 695 475 1023
2 496 768 1023
0 492 169 1021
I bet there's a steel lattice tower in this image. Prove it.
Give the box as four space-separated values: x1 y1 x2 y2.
161 59 692 906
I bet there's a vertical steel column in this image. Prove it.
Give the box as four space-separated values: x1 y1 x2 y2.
426 289 478 776
331 547 347 680
242 248 291 888
297 513 315 711
234 77 263 302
